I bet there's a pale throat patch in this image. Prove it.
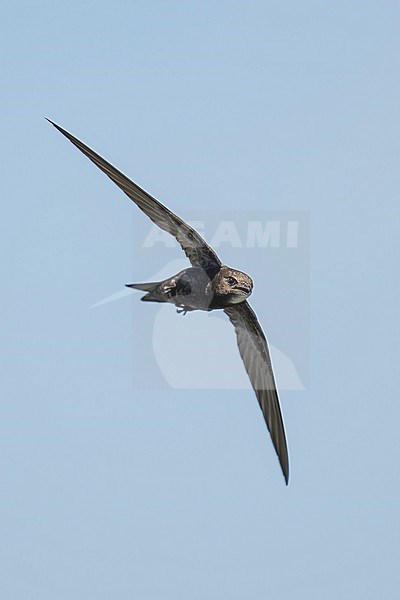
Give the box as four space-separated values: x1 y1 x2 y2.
229 293 250 304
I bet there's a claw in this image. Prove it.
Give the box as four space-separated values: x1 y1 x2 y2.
176 308 188 316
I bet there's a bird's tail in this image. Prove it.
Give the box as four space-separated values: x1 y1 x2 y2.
125 281 165 302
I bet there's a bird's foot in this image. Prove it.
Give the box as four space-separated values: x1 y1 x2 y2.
176 308 188 316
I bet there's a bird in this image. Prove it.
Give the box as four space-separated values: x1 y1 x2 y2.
48 119 290 485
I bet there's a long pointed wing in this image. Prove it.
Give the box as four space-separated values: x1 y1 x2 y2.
47 120 221 275
224 301 289 484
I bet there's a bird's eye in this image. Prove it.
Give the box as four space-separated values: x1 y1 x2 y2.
227 276 237 286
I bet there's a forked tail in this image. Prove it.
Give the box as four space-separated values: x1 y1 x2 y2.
125 281 165 302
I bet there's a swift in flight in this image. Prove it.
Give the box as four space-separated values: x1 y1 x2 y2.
48 120 290 484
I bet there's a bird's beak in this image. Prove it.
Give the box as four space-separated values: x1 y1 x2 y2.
237 285 253 294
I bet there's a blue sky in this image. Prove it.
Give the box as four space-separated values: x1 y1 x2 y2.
1 2 399 598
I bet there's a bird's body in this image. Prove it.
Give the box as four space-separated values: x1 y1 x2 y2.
48 119 290 485
128 265 254 312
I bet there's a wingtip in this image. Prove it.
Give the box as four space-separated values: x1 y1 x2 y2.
283 466 289 486
281 460 289 486
45 118 65 135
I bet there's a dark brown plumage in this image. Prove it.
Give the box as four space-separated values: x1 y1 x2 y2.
48 119 290 484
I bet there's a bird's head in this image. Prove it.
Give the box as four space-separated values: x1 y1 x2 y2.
215 266 254 304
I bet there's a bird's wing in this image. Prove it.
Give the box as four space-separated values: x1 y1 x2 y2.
47 120 221 274
224 301 289 484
